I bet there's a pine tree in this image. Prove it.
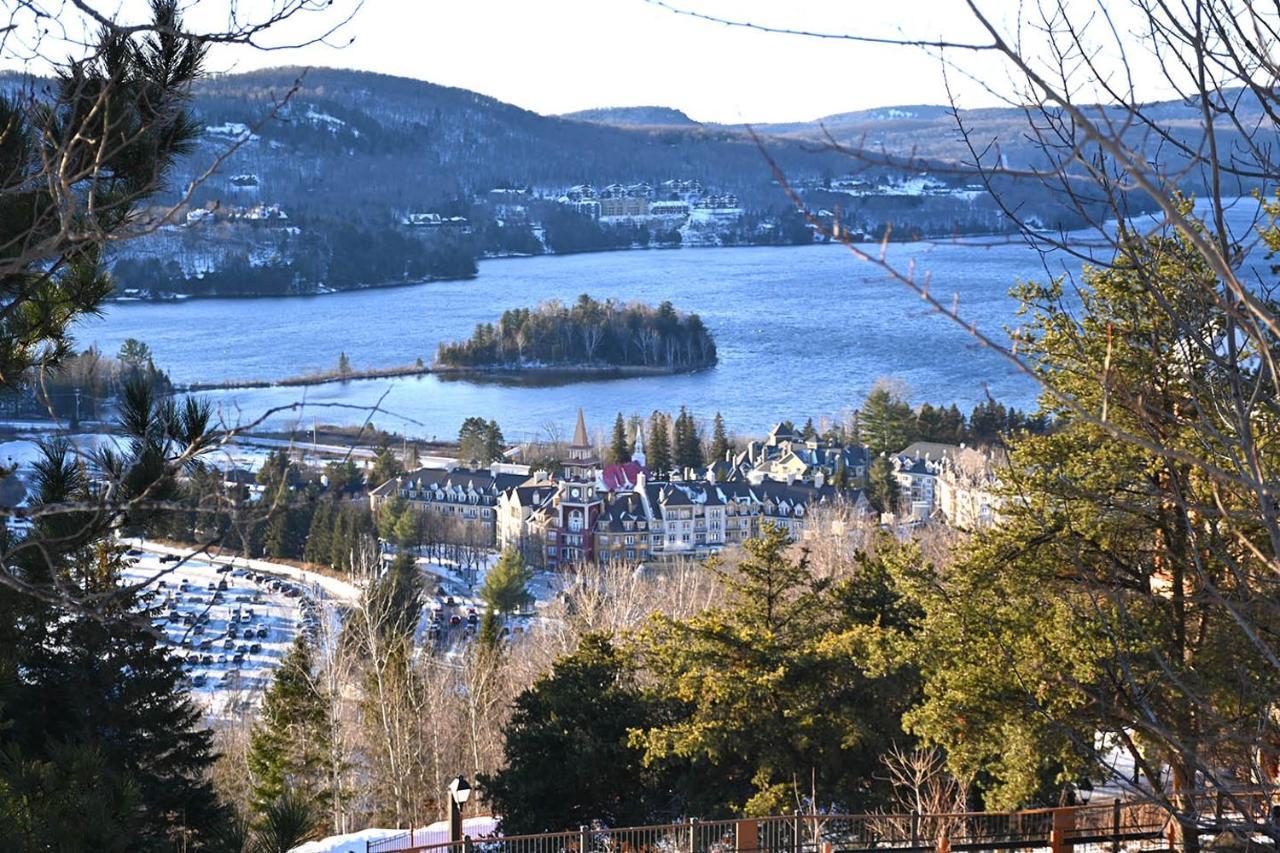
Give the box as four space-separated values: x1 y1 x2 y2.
247 636 330 817
866 456 900 514
0 423 228 850
709 412 731 462
480 547 533 615
337 352 352 375
372 550 423 636
304 501 334 564
484 419 505 463
860 386 915 455
479 635 678 833
647 411 672 476
801 417 818 440
673 407 704 470
634 525 919 816
609 412 631 464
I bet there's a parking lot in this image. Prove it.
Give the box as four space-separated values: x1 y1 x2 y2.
122 549 324 717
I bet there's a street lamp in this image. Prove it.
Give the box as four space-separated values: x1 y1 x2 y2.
447 775 472 844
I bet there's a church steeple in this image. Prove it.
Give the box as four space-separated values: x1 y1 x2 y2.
632 422 646 467
563 408 600 482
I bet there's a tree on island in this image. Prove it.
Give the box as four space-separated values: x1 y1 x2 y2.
435 295 717 372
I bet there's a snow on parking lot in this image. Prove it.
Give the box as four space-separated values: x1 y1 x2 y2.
122 549 330 718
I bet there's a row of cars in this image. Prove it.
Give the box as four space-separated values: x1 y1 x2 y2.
423 592 528 645
123 550 313 714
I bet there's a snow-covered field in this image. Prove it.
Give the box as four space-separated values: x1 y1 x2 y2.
122 549 329 718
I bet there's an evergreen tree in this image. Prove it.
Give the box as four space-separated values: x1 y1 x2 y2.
860 386 915 455
337 352 352 375
304 501 334 564
247 636 330 816
372 550 423 636
1 534 227 849
709 412 731 462
484 419 505 463
673 406 703 470
968 399 1008 446
646 411 672 476
609 412 631 464
634 525 920 815
801 417 818 441
479 547 533 615
458 416 504 464
480 635 681 833
369 446 404 488
902 230 1280 835
866 455 900 515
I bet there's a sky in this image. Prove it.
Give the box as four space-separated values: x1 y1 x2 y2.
4 0 1162 124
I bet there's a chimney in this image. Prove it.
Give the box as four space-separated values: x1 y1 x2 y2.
814 471 825 489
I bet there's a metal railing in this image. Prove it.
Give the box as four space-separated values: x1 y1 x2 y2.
369 790 1277 853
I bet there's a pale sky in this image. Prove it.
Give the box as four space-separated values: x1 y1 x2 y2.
5 0 1164 124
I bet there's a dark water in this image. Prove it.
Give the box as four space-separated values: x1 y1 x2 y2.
78 205 1263 440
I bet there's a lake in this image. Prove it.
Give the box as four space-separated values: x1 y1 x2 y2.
77 208 1259 442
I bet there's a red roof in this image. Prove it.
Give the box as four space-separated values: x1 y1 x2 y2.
601 461 644 491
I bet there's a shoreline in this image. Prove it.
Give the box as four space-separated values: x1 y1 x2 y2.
178 361 715 393
104 226 1021 305
180 363 432 392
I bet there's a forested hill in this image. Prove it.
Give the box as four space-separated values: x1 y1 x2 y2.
176 67 850 214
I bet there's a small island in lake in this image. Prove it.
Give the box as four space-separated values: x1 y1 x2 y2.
433 294 717 378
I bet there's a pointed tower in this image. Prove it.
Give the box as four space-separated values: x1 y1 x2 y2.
558 408 603 565
632 422 647 468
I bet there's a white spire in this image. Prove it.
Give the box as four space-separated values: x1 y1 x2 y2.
632 422 646 467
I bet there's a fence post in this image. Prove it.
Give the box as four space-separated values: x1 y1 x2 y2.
1215 791 1225 829
793 810 801 853
580 824 589 853
1050 807 1075 853
1111 799 1121 853
911 810 920 851
689 816 698 853
736 819 758 853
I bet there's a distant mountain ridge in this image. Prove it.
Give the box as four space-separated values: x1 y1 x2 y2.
561 106 701 127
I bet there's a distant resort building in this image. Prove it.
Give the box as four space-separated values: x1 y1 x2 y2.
369 464 529 544
367 412 1004 566
495 410 870 568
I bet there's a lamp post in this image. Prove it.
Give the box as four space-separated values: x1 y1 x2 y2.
447 775 472 844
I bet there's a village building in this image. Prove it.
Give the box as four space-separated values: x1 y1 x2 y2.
369 463 528 544
497 412 870 568
936 445 1006 529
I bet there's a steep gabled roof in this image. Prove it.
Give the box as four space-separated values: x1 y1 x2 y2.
572 408 590 447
